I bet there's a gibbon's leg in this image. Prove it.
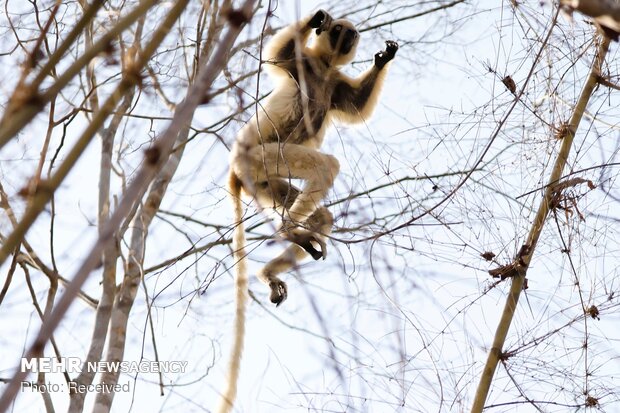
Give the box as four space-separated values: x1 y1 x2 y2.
254 178 334 305
254 179 326 261
232 142 339 259
250 143 338 227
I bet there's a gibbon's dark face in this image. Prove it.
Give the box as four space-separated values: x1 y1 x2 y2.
329 22 358 55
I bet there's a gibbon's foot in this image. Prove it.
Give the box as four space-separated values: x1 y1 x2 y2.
285 230 326 260
279 221 327 260
297 235 326 260
309 9 332 35
269 280 288 306
374 40 399 69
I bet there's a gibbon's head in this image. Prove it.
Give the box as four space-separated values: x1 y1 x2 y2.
313 18 359 66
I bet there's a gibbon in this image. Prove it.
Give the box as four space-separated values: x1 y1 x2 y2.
218 9 398 412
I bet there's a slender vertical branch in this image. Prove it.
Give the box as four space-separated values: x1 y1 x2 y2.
93 126 190 411
470 35 611 413
67 71 140 413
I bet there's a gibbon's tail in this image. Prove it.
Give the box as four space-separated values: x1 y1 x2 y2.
217 171 248 413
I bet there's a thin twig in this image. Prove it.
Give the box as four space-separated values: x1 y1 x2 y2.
0 0 158 150
360 0 466 32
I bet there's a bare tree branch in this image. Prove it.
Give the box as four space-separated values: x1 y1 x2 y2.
470 35 611 413
0 1 256 411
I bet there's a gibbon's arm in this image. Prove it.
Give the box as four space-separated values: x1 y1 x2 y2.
264 10 332 74
331 40 399 123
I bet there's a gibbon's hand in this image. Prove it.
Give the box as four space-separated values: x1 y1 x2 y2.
375 40 399 69
309 9 333 35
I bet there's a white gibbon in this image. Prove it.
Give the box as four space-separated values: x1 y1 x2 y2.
218 9 398 412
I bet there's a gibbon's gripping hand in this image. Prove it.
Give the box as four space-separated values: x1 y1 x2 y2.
375 40 399 69
308 9 333 35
